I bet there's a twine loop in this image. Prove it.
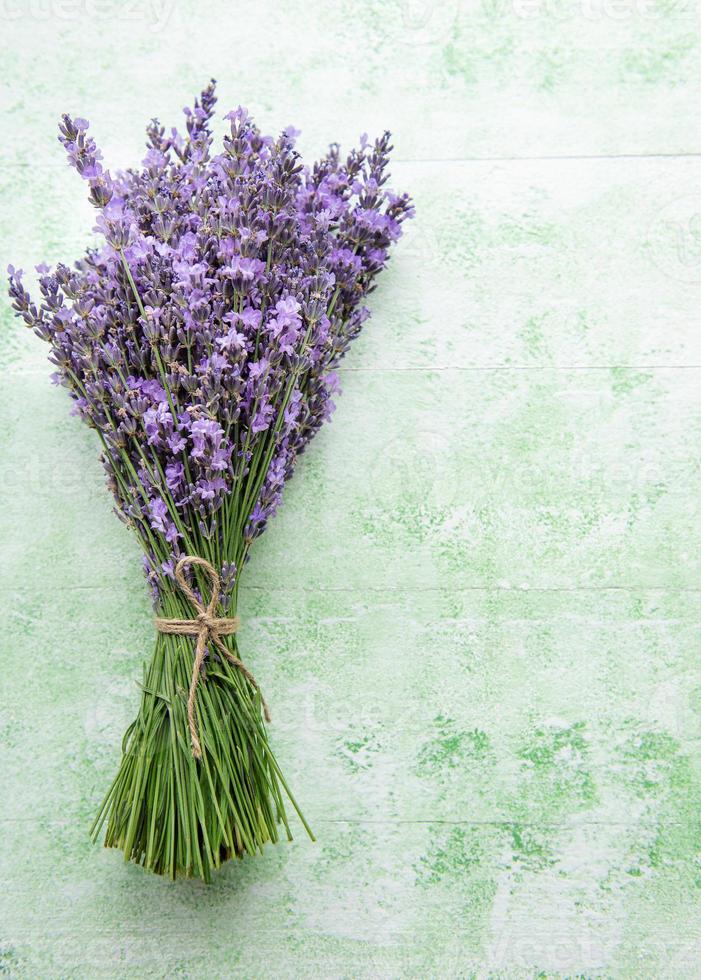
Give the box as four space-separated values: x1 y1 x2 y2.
154 555 270 759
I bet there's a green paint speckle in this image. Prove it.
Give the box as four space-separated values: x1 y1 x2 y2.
416 716 491 774
509 824 556 874
516 722 597 814
610 367 653 395
415 826 486 886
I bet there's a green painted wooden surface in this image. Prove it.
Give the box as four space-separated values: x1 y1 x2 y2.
2 1 701 977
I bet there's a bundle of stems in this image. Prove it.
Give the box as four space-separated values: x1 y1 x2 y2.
93 573 312 880
91 390 315 879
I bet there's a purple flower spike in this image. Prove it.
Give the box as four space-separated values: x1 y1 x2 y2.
8 80 413 602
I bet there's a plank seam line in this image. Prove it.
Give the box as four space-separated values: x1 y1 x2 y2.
6 585 701 595
7 364 701 378
6 151 701 166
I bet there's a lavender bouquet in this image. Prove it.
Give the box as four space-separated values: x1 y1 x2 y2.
8 82 412 880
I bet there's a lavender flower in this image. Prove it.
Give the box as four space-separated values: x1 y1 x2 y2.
8 82 413 879
9 81 412 602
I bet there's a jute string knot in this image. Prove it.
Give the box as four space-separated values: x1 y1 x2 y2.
154 555 270 760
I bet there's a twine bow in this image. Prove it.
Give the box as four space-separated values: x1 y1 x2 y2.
154 555 270 759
